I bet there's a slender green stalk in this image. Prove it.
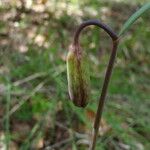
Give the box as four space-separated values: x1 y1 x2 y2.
119 2 150 36
5 82 11 150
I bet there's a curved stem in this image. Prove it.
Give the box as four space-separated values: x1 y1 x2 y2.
73 19 118 46
73 20 119 150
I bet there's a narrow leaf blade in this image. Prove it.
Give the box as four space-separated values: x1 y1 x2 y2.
119 3 150 36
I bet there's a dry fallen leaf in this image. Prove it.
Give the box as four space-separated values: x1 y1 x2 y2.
12 122 31 142
86 109 112 136
31 137 44 149
0 132 18 150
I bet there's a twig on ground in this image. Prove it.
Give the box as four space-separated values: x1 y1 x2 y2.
44 138 73 150
13 72 47 86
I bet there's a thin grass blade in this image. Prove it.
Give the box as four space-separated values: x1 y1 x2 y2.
119 3 150 36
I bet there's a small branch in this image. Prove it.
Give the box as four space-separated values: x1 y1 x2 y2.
44 138 73 150
13 72 47 86
10 81 45 115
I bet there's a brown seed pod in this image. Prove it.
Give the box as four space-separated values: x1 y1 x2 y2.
66 45 90 107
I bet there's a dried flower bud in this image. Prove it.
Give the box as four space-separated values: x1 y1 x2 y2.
66 45 90 107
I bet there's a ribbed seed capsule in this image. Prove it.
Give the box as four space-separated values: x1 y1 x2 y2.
66 45 90 107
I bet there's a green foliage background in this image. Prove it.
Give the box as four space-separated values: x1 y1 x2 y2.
0 0 150 149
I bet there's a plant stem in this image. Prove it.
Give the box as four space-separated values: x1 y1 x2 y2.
90 39 118 150
73 19 117 46
5 82 11 150
73 19 119 150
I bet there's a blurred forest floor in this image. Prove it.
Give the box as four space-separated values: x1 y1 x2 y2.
0 0 150 150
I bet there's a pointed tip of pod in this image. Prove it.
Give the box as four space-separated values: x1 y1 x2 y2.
66 46 90 108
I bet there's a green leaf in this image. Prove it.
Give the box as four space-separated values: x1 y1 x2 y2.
119 3 150 36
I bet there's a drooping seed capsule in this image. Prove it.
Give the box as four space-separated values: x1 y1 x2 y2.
66 45 90 107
